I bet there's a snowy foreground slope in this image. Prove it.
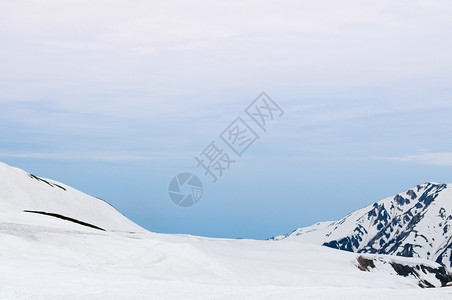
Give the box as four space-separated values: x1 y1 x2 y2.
0 162 144 233
274 183 452 271
1 162 452 299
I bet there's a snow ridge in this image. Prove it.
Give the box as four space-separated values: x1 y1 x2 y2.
0 162 144 233
275 183 452 270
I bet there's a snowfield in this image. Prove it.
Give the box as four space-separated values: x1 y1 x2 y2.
1 162 452 299
2 225 452 299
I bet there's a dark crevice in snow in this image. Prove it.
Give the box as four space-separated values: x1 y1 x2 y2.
53 184 67 191
28 174 66 191
23 210 105 231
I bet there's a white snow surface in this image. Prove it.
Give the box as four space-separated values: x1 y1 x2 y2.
1 162 452 299
0 162 144 233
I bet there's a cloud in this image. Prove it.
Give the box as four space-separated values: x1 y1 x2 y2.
1 0 452 110
0 151 153 162
1 1 452 167
387 153 452 167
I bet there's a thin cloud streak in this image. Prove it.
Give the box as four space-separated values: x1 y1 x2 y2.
0 151 190 162
385 153 452 167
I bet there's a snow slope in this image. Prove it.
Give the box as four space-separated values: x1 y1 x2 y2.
274 183 452 270
0 162 143 233
1 162 452 299
2 224 452 299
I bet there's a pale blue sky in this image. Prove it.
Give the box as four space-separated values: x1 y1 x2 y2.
1 1 452 238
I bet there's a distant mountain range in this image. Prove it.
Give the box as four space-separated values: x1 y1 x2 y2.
273 182 452 270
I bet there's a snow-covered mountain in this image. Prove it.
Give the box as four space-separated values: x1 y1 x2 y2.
274 182 452 270
0 162 143 233
1 162 452 298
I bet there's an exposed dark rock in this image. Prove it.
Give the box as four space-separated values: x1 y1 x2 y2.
357 256 375 271
407 190 417 200
357 256 452 288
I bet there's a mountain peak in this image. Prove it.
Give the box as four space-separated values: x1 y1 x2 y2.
275 182 452 270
